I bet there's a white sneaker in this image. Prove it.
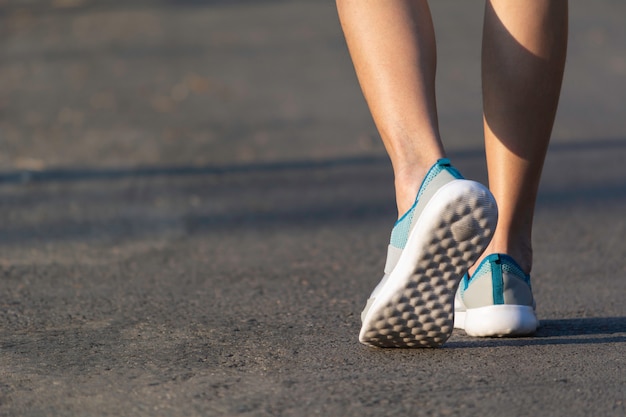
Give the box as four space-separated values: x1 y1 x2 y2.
359 159 498 347
454 253 538 337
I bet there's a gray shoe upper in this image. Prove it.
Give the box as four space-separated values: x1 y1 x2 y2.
458 253 534 309
361 159 462 322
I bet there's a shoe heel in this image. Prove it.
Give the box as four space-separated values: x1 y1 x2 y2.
464 305 538 337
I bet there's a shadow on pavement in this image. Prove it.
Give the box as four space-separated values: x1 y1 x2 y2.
0 136 625 247
0 155 390 185
0 138 625 246
538 317 626 336
0 137 624 186
448 317 626 348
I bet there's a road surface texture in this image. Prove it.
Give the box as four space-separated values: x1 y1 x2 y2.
1 1 625 416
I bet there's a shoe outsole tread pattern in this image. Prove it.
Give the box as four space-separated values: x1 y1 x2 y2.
359 181 497 348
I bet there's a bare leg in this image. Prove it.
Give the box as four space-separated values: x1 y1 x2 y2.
336 0 445 217
479 0 568 274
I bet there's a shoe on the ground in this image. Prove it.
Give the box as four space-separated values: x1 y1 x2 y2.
454 253 538 337
359 158 498 348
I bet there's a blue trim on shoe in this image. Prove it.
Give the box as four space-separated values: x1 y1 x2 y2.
389 158 463 249
497 253 532 287
459 273 468 300
415 158 463 201
456 252 537 336
491 254 504 305
463 253 531 305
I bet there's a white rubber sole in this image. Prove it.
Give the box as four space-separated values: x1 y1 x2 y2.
456 305 538 337
359 180 497 348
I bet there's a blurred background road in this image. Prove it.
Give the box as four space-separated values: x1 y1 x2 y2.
1 1 625 416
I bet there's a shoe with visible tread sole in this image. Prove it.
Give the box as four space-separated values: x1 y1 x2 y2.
359 159 498 348
454 253 538 337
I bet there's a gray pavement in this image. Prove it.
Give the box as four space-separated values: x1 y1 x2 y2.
1 1 625 416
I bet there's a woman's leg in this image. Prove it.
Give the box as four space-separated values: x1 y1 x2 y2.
481 0 568 274
336 0 444 217
338 0 498 347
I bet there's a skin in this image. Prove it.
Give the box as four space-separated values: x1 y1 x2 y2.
336 0 568 275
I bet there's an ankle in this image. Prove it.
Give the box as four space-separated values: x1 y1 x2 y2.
472 238 533 276
392 157 442 217
394 171 426 218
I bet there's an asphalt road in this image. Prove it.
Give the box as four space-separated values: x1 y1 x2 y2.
1 1 625 416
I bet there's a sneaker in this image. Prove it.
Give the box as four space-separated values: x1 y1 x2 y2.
454 253 538 336
359 159 498 347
